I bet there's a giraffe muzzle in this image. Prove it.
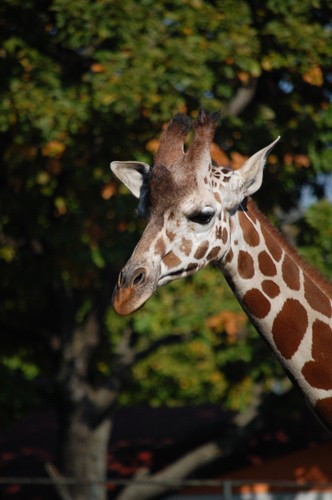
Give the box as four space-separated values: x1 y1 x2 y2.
112 264 158 315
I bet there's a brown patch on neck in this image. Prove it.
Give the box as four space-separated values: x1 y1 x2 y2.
225 247 234 264
248 199 332 309
262 280 280 298
282 254 300 290
304 275 332 317
238 209 260 247
238 251 254 279
315 397 332 429
244 199 283 262
258 250 277 276
302 320 332 389
272 298 308 359
243 288 271 319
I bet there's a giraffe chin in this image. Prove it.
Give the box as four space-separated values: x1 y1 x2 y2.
112 284 153 316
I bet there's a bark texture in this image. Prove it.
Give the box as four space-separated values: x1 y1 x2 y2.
57 312 117 500
61 408 112 500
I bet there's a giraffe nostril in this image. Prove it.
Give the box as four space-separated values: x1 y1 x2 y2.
118 270 125 287
133 273 144 285
132 268 147 287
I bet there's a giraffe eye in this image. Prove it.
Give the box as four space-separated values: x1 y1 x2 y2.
188 209 215 225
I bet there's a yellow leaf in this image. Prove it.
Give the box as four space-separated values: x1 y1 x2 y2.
207 310 247 342
55 197 67 215
0 246 15 262
42 140 65 159
261 56 273 72
303 65 323 87
237 71 251 84
90 63 106 73
210 142 229 166
146 138 160 154
231 151 248 170
183 27 193 35
101 182 116 200
36 171 51 185
101 94 115 105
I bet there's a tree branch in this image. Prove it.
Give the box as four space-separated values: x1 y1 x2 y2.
226 79 257 117
56 310 108 410
59 311 100 381
113 331 196 377
116 384 264 500
45 463 73 500
116 441 223 500
133 332 195 365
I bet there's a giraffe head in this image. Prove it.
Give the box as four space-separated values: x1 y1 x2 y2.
111 110 279 315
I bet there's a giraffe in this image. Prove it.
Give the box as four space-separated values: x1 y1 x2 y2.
110 109 332 431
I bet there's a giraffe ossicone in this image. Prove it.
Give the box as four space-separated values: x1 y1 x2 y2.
111 110 332 431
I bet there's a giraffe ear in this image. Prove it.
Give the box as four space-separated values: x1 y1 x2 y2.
237 137 280 197
110 161 151 198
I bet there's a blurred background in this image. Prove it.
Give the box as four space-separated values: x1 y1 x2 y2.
1 1 332 499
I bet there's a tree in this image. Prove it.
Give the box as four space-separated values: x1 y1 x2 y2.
1 1 332 499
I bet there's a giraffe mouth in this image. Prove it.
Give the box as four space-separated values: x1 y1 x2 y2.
159 269 184 285
159 264 199 285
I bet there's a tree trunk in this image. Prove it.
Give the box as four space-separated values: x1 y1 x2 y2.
56 311 117 500
60 403 112 500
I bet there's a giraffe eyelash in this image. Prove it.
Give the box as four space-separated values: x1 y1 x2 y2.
187 209 215 225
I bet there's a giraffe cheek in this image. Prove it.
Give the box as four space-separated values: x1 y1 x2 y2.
206 246 221 261
194 240 209 259
154 237 166 256
180 238 193 256
163 251 182 268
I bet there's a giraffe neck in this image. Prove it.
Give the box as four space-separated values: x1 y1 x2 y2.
221 198 332 430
